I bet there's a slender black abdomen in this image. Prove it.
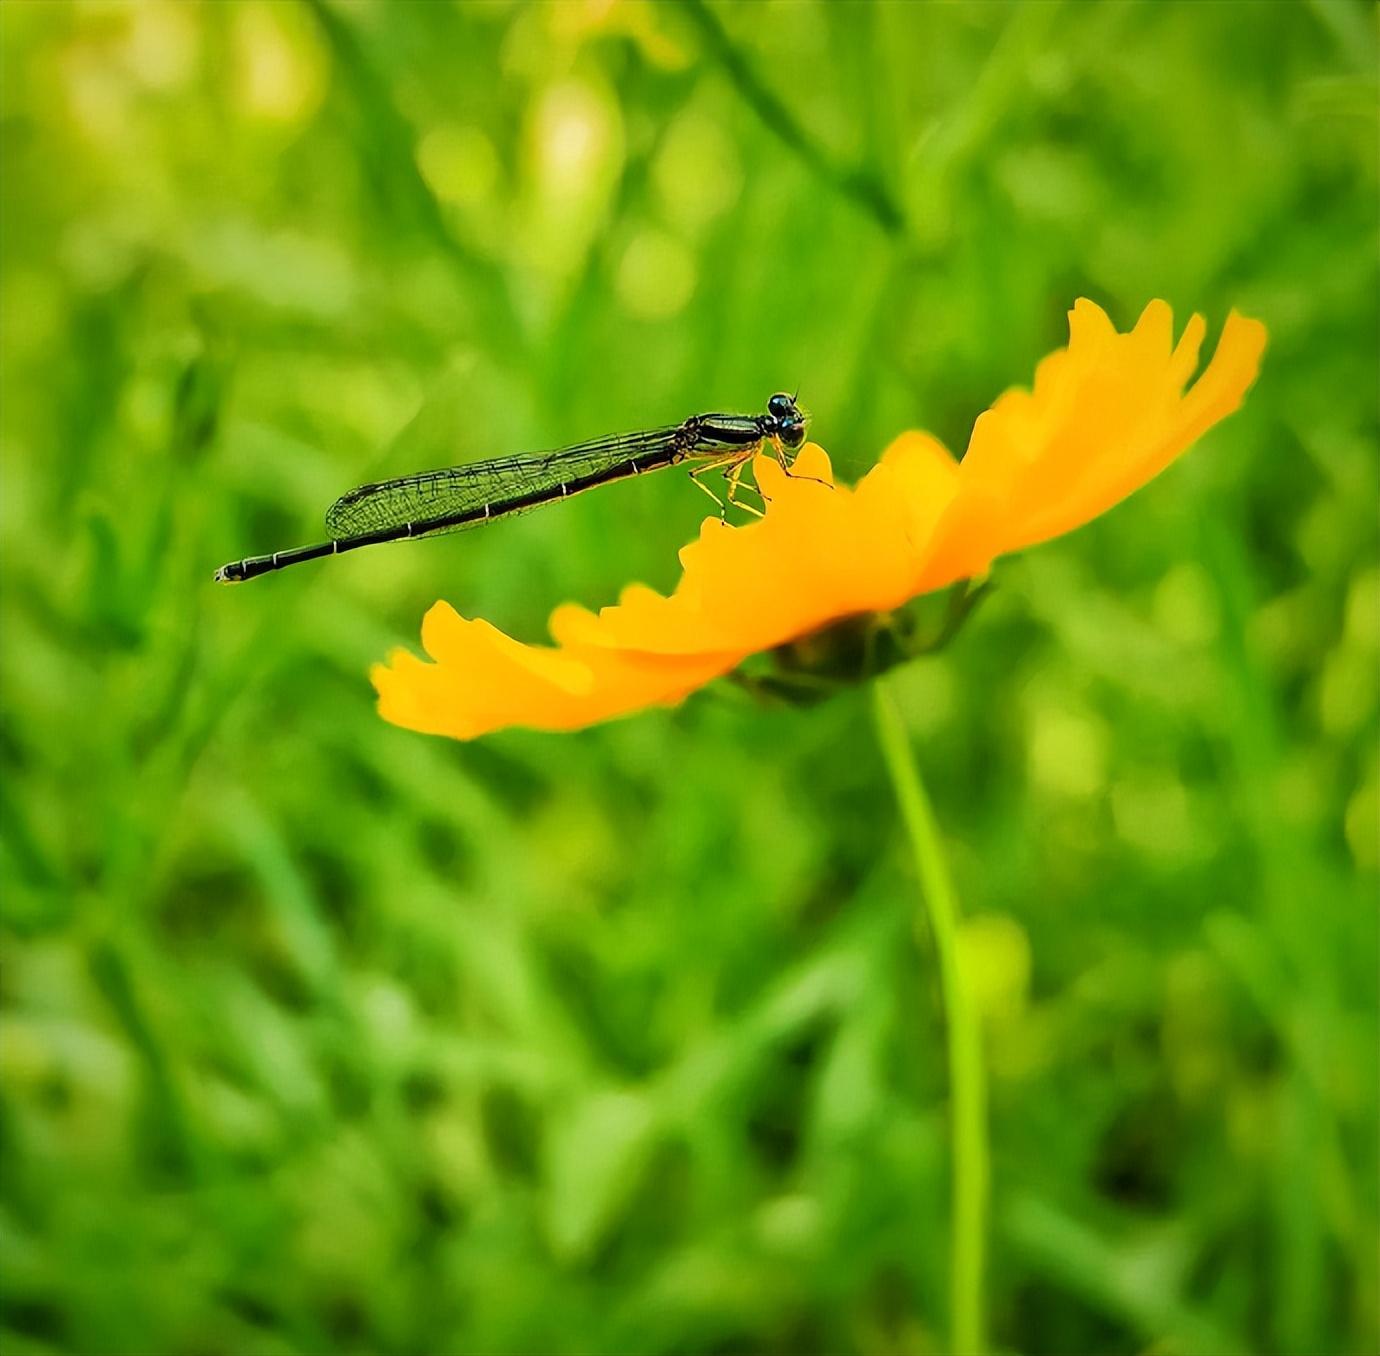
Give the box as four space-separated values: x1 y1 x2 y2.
213 446 689 581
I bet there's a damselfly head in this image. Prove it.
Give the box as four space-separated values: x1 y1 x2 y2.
766 391 808 449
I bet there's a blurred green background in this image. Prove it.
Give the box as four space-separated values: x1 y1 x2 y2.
2 2 1377 1354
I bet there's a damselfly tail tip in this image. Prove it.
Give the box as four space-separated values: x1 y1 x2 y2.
214 562 243 584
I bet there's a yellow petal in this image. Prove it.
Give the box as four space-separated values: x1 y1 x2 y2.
919 299 1266 589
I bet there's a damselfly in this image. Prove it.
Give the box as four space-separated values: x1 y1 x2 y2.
214 393 808 583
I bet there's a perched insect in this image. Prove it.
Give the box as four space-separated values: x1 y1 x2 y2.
214 393 808 583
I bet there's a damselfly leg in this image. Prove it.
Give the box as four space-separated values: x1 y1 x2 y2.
688 453 764 519
723 455 766 515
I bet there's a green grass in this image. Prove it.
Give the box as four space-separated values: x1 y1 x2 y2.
1 3 1376 1354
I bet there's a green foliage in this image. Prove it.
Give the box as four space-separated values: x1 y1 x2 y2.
1 2 1376 1354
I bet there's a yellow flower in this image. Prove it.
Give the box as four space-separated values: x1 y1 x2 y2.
373 300 1266 740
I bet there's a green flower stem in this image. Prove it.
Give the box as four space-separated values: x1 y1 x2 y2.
872 680 989 1356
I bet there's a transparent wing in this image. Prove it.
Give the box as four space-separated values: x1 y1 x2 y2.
324 426 682 539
